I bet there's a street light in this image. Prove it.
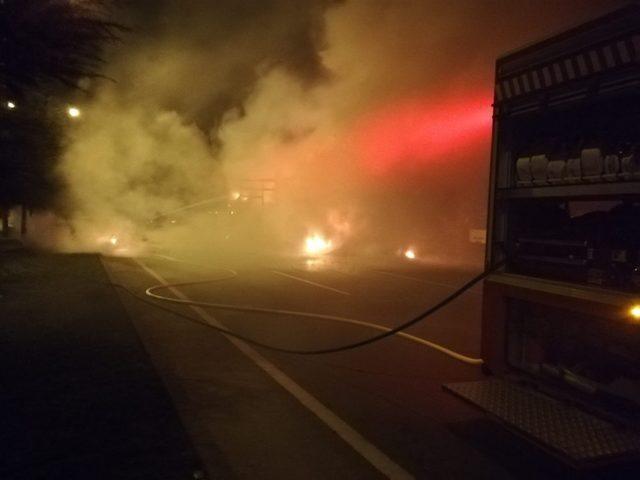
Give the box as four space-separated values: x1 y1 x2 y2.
6 101 16 109
67 106 81 118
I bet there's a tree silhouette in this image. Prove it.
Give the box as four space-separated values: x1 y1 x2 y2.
0 0 124 235
1 0 124 96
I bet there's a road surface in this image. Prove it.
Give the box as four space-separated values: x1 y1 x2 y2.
102 253 587 479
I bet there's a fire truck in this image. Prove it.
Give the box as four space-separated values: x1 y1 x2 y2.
446 5 640 468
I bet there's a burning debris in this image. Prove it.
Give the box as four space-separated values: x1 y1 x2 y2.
304 233 333 256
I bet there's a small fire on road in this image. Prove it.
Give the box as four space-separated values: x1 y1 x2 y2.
304 234 332 256
404 248 416 260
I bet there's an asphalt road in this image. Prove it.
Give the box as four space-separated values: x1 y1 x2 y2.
102 253 614 479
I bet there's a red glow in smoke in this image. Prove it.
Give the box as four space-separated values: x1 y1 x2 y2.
354 94 493 174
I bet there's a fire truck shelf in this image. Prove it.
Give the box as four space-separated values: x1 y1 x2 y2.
444 379 640 466
485 273 636 308
497 181 640 200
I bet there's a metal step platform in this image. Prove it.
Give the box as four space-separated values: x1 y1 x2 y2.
444 379 640 467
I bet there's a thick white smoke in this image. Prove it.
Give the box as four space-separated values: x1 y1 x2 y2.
46 0 627 266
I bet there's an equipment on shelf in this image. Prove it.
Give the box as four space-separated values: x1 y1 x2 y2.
621 151 640 180
566 157 582 183
510 203 640 291
516 156 533 186
581 148 604 182
603 155 620 182
531 154 550 185
463 5 640 468
547 159 566 184
513 148 639 187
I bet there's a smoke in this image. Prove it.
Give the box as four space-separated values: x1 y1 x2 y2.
56 88 221 252
48 0 627 266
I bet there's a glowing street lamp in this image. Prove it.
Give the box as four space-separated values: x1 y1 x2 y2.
630 304 640 322
6 101 16 110
67 106 81 118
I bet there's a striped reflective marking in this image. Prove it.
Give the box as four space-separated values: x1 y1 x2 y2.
564 58 576 79
502 80 512 98
589 50 602 71
531 70 542 89
552 63 563 83
576 54 589 76
632 35 640 56
617 40 632 63
511 77 521 95
496 34 640 103
602 45 616 68
520 73 531 92
542 66 553 86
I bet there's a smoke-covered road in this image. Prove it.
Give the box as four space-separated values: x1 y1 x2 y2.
101 253 600 479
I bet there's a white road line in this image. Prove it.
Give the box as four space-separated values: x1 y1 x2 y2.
297 266 357 278
152 253 201 267
373 270 454 289
134 259 413 480
271 270 352 296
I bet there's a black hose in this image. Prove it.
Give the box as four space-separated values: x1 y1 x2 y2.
112 260 503 356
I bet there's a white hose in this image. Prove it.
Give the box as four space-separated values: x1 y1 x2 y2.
143 270 484 365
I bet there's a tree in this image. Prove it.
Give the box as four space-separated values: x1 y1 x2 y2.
0 0 124 96
0 104 61 205
0 0 123 235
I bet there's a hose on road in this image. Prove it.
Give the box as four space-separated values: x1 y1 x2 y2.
114 260 502 363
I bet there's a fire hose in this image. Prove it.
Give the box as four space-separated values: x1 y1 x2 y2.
113 260 503 363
